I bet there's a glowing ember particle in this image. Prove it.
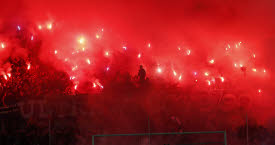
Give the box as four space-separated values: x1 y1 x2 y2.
17 25 21 31
239 42 242 46
105 51 109 56
3 75 7 80
27 64 31 70
101 28 104 32
1 43 5 48
235 44 238 48
54 50 58 54
38 25 42 30
209 59 215 64
225 47 228 51
82 47 85 51
78 37 85 44
207 80 211 86
157 67 162 73
123 46 127 50
96 34 100 39
220 77 224 82
178 75 182 80
204 72 209 76
93 83 97 88
31 36 34 41
70 76 76 80
252 54 256 58
194 72 197 76
263 69 266 73
252 68 257 72
186 49 191 55
258 89 262 93
195 79 198 82
7 73 11 78
47 23 52 30
178 47 181 51
65 58 68 62
74 85 78 90
239 64 243 67
72 66 78 71
86 59 91 64
138 53 141 58
106 67 110 71
234 63 237 67
173 70 177 76
228 44 230 48
148 43 151 48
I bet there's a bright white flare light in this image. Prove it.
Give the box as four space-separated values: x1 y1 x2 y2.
209 59 215 64
173 70 177 76
204 72 209 76
3 75 7 80
93 83 97 88
138 53 141 58
47 23 52 30
207 80 211 86
1 43 5 49
105 51 109 56
157 67 162 73
258 89 262 93
27 64 31 70
86 59 91 64
78 37 85 44
252 68 257 72
220 77 224 82
96 34 100 39
38 25 42 30
178 75 182 80
123 46 127 50
186 49 191 55
54 50 58 54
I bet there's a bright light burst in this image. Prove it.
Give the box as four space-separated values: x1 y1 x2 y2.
220 77 224 82
86 58 91 64
47 23 52 30
186 49 191 55
157 67 162 73
1 43 5 49
138 53 141 58
27 64 31 70
173 70 177 76
178 75 182 80
78 37 85 44
38 25 42 30
209 59 215 64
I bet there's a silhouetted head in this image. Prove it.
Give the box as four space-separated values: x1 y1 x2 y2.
140 65 143 69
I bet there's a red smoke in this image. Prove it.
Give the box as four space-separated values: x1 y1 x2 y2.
0 0 275 144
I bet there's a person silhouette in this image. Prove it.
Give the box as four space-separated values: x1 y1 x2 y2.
138 65 146 82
